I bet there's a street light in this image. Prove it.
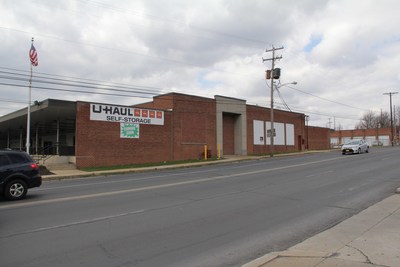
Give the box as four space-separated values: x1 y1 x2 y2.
269 81 297 157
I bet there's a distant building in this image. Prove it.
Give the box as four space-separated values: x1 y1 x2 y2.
330 128 394 147
0 93 331 168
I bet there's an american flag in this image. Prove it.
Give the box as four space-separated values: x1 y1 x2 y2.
29 44 38 66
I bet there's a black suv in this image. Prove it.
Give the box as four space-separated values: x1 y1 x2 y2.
0 150 42 200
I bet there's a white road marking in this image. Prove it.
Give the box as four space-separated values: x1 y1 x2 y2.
1 209 145 238
0 156 346 210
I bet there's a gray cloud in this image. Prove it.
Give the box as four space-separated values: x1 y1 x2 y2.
1 0 400 129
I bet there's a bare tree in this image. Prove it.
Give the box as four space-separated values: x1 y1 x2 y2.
356 111 377 129
355 111 390 129
377 111 391 128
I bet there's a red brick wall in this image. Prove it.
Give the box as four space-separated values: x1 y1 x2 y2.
169 94 216 160
246 105 307 154
330 128 392 139
75 102 172 168
306 126 330 150
137 93 216 159
330 128 393 145
135 94 174 110
75 94 217 168
75 94 331 168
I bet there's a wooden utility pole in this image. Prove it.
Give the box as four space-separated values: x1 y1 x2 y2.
383 92 398 146
263 46 283 157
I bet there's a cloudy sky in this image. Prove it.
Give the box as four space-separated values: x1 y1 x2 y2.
1 0 400 129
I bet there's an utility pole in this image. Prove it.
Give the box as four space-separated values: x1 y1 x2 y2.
328 118 332 129
305 115 310 150
333 117 336 131
383 92 398 146
398 107 400 139
394 105 397 143
263 46 283 157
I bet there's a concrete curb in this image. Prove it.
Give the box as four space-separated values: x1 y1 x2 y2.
243 250 335 267
42 156 256 180
42 150 331 181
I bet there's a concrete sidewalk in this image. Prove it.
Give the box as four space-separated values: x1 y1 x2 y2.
41 156 250 180
243 192 400 267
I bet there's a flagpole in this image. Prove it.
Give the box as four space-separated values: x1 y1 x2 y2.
26 37 34 154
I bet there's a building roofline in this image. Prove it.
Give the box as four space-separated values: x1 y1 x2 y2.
214 95 246 102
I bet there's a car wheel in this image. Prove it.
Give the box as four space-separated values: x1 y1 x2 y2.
366 147 369 153
358 148 361 154
4 179 28 200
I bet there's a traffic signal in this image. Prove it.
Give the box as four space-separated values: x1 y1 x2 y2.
273 68 281 79
265 70 271 79
265 68 281 79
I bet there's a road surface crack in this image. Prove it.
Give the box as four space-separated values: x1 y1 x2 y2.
96 240 117 259
346 244 373 264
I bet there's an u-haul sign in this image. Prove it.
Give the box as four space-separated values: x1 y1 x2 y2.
90 104 164 125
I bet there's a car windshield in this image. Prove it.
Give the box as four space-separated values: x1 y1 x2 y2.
346 140 361 145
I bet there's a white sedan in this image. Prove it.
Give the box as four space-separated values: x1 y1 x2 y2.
341 139 369 155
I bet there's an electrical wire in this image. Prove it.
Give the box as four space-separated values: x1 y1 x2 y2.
275 87 291 112
0 67 255 107
0 67 165 93
1 1 387 124
0 74 367 124
0 82 154 99
0 66 370 127
284 84 369 112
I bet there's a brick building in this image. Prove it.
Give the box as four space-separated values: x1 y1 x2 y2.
307 126 331 150
330 128 393 147
0 93 331 168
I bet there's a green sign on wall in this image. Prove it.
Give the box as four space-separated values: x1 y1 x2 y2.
120 123 139 138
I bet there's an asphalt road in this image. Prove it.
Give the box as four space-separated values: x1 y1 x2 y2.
1 147 400 267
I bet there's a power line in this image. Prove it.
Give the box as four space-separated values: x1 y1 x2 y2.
0 67 163 92
0 65 373 126
0 28 373 117
284 85 369 112
0 79 363 126
0 82 155 99
0 25 259 81
275 87 291 111
0 73 159 96
0 71 365 123
282 105 360 121
0 66 255 105
0 97 28 104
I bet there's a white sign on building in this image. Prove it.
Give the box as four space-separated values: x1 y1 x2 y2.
253 120 265 145
256 121 295 146
90 104 164 125
266 121 285 145
286 124 295 146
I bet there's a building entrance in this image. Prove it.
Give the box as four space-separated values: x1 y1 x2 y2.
223 113 236 155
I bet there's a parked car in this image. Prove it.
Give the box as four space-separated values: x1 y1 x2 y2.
0 150 42 200
341 139 369 155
